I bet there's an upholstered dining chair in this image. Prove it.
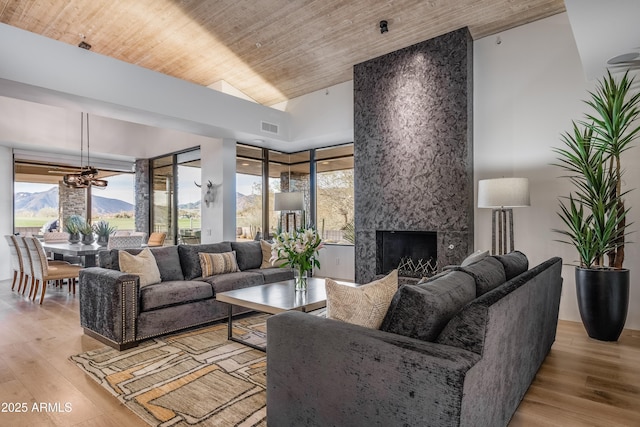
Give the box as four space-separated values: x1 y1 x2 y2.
107 234 145 250
43 231 70 242
15 236 33 295
24 236 82 304
5 235 24 291
147 232 166 247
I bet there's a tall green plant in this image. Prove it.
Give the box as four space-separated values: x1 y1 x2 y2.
554 71 640 268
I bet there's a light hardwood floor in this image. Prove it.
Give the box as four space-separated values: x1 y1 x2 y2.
0 279 638 427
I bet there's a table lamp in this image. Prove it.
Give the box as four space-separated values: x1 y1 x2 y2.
478 178 530 255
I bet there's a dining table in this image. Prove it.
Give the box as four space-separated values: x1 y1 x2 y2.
41 241 105 267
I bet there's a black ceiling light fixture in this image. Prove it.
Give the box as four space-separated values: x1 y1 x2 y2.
380 20 388 34
63 112 108 188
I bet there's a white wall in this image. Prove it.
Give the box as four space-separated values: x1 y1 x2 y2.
200 138 237 243
273 81 355 149
315 244 355 281
0 145 13 280
474 12 640 329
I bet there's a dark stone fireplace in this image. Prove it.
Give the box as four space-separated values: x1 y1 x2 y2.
376 231 438 277
354 28 474 283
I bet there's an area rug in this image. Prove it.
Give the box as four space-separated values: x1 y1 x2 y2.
70 314 271 427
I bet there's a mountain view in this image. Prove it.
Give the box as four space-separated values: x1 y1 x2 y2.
15 187 134 215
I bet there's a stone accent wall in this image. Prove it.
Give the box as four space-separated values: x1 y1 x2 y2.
135 159 150 234
58 182 86 228
354 28 474 283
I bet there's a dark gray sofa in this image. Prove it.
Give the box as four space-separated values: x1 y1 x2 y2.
267 253 563 427
79 240 292 350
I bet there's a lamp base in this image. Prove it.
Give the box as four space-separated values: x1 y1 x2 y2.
491 208 514 255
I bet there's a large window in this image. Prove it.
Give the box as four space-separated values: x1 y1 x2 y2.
13 159 134 235
151 148 201 245
236 144 264 241
316 144 354 244
235 143 353 244
269 150 310 236
91 173 135 231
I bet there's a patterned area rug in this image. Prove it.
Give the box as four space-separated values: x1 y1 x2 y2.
70 314 271 427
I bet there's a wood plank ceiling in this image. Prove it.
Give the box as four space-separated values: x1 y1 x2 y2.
0 0 565 106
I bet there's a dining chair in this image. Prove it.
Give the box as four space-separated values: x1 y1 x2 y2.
107 234 144 250
147 232 166 247
43 231 70 242
24 236 82 304
15 236 33 295
5 235 24 291
130 231 147 242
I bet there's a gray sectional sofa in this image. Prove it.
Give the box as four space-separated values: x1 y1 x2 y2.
79 240 292 350
267 252 563 427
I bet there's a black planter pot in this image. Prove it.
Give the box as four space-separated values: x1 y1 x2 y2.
575 267 629 341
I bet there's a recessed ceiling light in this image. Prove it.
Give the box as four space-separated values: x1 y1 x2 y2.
322 161 330 165
241 162 250 166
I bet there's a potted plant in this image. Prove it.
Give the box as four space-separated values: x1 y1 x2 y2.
64 215 84 244
554 71 640 341
78 222 95 245
93 220 115 246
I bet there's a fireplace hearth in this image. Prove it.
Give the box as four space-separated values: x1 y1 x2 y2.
376 231 438 278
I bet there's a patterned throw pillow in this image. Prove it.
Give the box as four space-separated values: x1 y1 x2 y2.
118 248 161 287
326 270 398 329
199 251 239 277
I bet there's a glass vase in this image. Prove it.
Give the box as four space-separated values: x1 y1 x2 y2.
294 267 309 291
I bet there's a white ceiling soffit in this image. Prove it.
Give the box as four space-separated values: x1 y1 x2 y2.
565 0 640 81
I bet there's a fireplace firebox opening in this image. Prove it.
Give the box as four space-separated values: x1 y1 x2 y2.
376 230 438 278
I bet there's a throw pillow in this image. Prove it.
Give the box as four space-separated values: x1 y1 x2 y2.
461 249 490 267
118 248 161 287
492 250 529 280
380 271 476 342
326 270 398 329
199 251 239 277
457 256 506 296
260 239 287 268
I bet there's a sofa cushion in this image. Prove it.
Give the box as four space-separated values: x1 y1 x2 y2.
380 270 476 342
140 280 214 311
118 248 161 287
493 251 529 280
326 270 398 329
246 267 294 283
231 241 263 271
456 256 506 296
199 251 240 277
178 242 233 280
107 246 184 282
205 271 265 294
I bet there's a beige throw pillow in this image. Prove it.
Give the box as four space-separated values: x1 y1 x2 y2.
260 239 286 268
199 251 239 277
326 270 398 329
118 248 161 287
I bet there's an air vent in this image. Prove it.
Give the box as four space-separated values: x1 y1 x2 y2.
261 121 279 134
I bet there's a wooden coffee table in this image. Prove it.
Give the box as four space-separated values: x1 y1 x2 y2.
216 277 330 351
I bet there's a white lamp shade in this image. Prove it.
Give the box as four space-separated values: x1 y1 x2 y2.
274 192 304 211
478 178 530 208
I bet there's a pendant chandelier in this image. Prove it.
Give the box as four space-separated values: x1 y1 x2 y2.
63 112 108 188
